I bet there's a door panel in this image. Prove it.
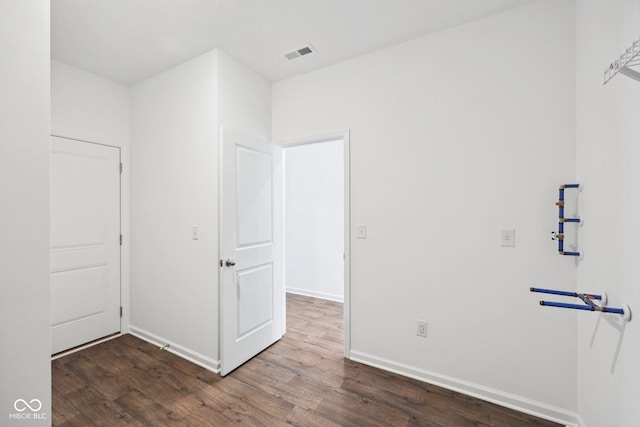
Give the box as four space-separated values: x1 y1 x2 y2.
236 263 274 338
236 146 273 247
50 136 121 354
220 128 283 375
51 266 108 327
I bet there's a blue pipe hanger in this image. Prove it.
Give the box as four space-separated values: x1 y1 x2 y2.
530 287 631 321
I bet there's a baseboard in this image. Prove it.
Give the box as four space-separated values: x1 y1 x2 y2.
286 287 344 303
129 326 220 373
349 350 579 427
576 414 586 427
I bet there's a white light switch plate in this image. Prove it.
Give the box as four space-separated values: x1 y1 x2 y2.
500 229 515 247
357 224 366 239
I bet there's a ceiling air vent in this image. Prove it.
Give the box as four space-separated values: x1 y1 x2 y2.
284 44 315 61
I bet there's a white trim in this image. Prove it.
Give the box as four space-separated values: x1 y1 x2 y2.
129 326 220 373
276 129 352 358
350 350 579 427
51 333 122 360
576 414 586 427
119 145 131 334
277 129 349 147
281 143 288 336
51 130 129 149
218 126 224 373
343 131 351 358
286 288 344 303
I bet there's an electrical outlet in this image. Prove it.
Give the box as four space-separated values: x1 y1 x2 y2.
416 320 427 337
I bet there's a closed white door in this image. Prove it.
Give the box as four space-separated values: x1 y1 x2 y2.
220 128 283 376
50 136 121 354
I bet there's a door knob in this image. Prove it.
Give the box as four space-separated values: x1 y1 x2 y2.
225 259 236 267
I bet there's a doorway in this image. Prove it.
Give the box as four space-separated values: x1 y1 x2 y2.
50 136 122 355
281 132 351 357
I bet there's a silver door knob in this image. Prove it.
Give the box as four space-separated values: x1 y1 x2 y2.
225 259 236 267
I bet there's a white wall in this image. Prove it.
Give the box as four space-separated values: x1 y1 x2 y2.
131 50 220 369
285 140 344 301
274 0 578 422
0 0 51 424
575 1 640 426
217 50 272 139
50 60 132 331
130 49 271 370
51 60 130 146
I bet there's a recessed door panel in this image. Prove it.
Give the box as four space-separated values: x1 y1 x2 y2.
51 265 108 326
51 152 107 248
236 146 273 248
236 263 273 339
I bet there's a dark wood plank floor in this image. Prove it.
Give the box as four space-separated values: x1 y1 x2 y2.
53 294 560 426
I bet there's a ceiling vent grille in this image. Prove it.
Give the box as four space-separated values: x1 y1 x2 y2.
284 44 315 61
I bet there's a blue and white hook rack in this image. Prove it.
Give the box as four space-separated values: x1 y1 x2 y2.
551 183 582 257
530 287 632 321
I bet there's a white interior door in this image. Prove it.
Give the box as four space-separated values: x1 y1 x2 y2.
220 128 283 376
50 136 121 354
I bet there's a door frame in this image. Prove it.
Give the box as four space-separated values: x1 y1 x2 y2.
49 135 125 354
278 130 351 358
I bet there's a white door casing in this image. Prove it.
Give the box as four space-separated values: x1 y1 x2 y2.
219 128 283 376
50 136 121 354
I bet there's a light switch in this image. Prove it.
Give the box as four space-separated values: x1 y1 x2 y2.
192 225 200 240
500 229 515 247
357 224 367 239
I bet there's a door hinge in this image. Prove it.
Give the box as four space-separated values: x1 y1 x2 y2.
119 162 123 174
120 306 123 317
120 234 123 245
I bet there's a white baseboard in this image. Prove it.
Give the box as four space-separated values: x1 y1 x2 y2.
349 350 579 427
286 287 344 303
129 326 220 373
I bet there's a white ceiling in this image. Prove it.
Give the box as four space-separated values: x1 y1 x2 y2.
51 0 539 86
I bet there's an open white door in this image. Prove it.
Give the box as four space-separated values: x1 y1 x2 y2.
219 128 283 376
50 137 121 354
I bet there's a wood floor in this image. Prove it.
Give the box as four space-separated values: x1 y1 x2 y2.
52 294 560 426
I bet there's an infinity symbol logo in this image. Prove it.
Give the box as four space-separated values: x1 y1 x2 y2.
14 399 42 412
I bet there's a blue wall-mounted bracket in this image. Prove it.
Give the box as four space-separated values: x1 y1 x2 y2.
553 183 582 257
